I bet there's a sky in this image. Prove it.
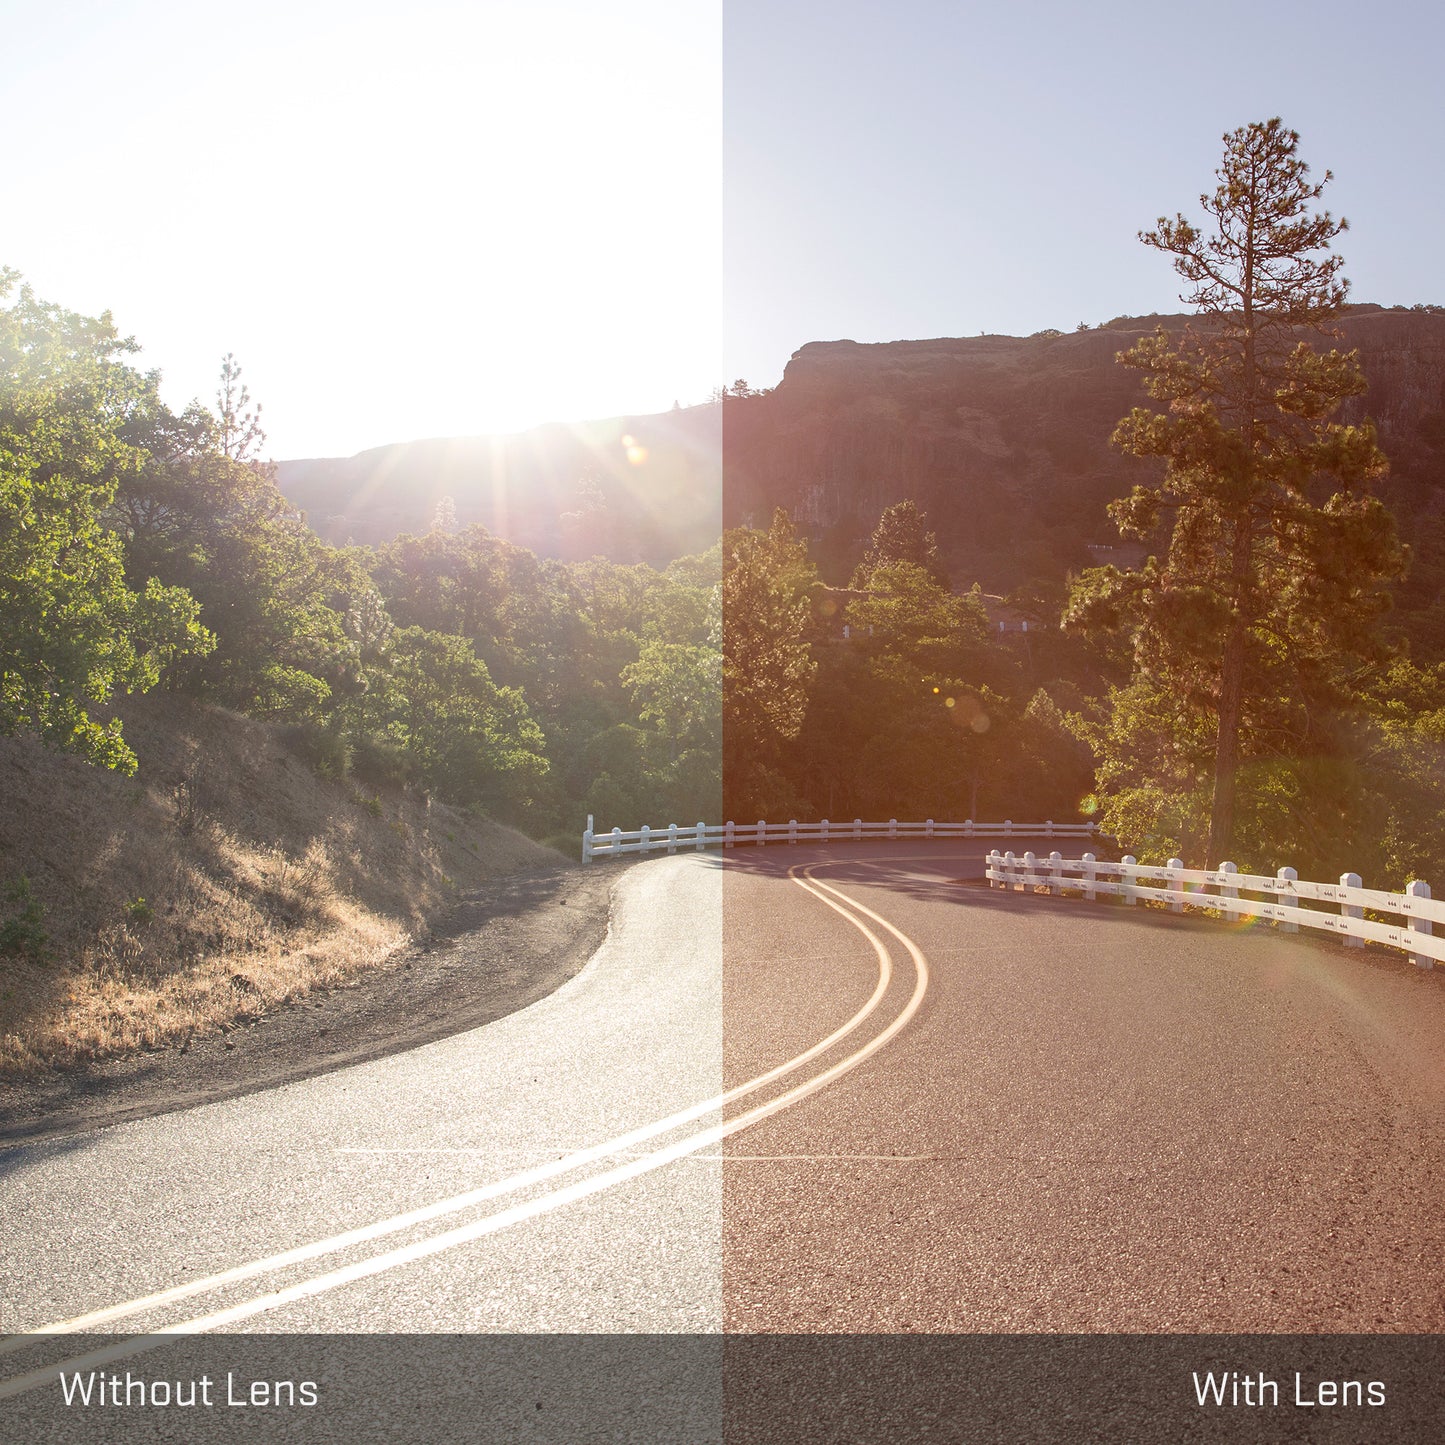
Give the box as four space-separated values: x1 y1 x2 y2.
6 0 722 458
726 0 1445 394
6 0 1442 459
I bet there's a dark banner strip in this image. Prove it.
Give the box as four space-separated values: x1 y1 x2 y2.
1 1334 1439 1443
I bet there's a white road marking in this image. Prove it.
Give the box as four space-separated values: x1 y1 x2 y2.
0 862 932 1399
0 868 888 1352
621 1153 950 1162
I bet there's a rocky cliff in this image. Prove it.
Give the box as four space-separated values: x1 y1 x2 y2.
723 305 1445 591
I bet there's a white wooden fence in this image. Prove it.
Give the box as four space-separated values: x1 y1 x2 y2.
986 848 1439 970
582 815 1101 862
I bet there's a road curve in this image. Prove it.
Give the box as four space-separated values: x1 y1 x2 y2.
721 840 1445 1332
1 855 728 1353
1 845 934 1398
3 838 1444 1439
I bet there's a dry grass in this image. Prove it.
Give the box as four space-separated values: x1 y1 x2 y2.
0 694 555 1079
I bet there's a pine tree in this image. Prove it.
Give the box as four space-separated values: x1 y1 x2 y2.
1066 119 1403 862
852 500 946 588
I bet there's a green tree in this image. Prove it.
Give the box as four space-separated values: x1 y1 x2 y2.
1066 119 1403 861
845 560 989 667
722 510 817 818
622 636 720 762
386 626 547 817
851 501 946 588
821 565 1012 820
112 356 388 731
214 352 268 465
0 271 213 771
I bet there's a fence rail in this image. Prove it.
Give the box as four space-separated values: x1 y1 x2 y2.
985 848 1439 970
582 816 1102 862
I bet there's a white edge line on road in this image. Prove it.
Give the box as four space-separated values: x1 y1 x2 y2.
0 866 891 1355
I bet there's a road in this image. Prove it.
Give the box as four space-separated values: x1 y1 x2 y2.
3 838 1444 1440
720 843 1445 1332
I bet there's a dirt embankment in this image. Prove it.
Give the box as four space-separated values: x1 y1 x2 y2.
0 693 573 1084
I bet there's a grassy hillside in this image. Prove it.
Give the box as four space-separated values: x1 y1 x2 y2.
0 695 557 1078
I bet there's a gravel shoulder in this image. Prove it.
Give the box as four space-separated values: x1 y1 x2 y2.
0 862 622 1145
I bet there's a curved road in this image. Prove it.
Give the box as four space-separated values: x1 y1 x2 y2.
721 842 1445 1332
2 838 1444 1437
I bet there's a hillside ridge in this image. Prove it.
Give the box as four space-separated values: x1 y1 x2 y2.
0 694 559 1079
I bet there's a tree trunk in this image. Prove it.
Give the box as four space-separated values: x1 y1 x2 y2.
1209 617 1247 863
1208 514 1255 863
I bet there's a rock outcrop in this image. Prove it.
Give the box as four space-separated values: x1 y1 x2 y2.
723 305 1445 589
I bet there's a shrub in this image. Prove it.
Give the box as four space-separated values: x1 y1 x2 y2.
123 896 154 925
0 877 48 961
279 722 351 780
350 736 415 791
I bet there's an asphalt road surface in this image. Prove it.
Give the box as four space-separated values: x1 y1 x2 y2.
719 842 1445 1332
3 838 1443 1436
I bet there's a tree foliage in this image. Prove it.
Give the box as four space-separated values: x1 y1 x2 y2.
0 271 213 771
851 500 946 589
722 510 817 818
1065 119 1405 863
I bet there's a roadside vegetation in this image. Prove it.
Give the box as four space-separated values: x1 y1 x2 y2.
723 122 1445 891
0 694 553 1078
0 267 713 1075
4 118 1444 1075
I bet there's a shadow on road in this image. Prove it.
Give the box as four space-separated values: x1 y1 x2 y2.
0 1124 98 1187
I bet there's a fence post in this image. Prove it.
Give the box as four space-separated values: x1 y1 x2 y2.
926 818 934 838
1276 866 1299 933
667 823 678 855
1004 820 1014 838
889 818 898 839
583 814 594 863
611 826 622 856
1407 880 1434 968
756 819 766 848
1121 855 1137 906
987 848 1000 888
1045 820 1055 838
821 818 830 842
1023 850 1037 891
1049 850 1063 897
696 821 706 852
1340 872 1362 946
1003 849 1017 891
965 819 975 837
1217 861 1238 918
1168 857 1185 914
640 824 651 855
854 818 862 840
788 818 798 845
724 820 734 850
1082 851 1096 902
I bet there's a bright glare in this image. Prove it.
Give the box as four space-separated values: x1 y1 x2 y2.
4 1 722 458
